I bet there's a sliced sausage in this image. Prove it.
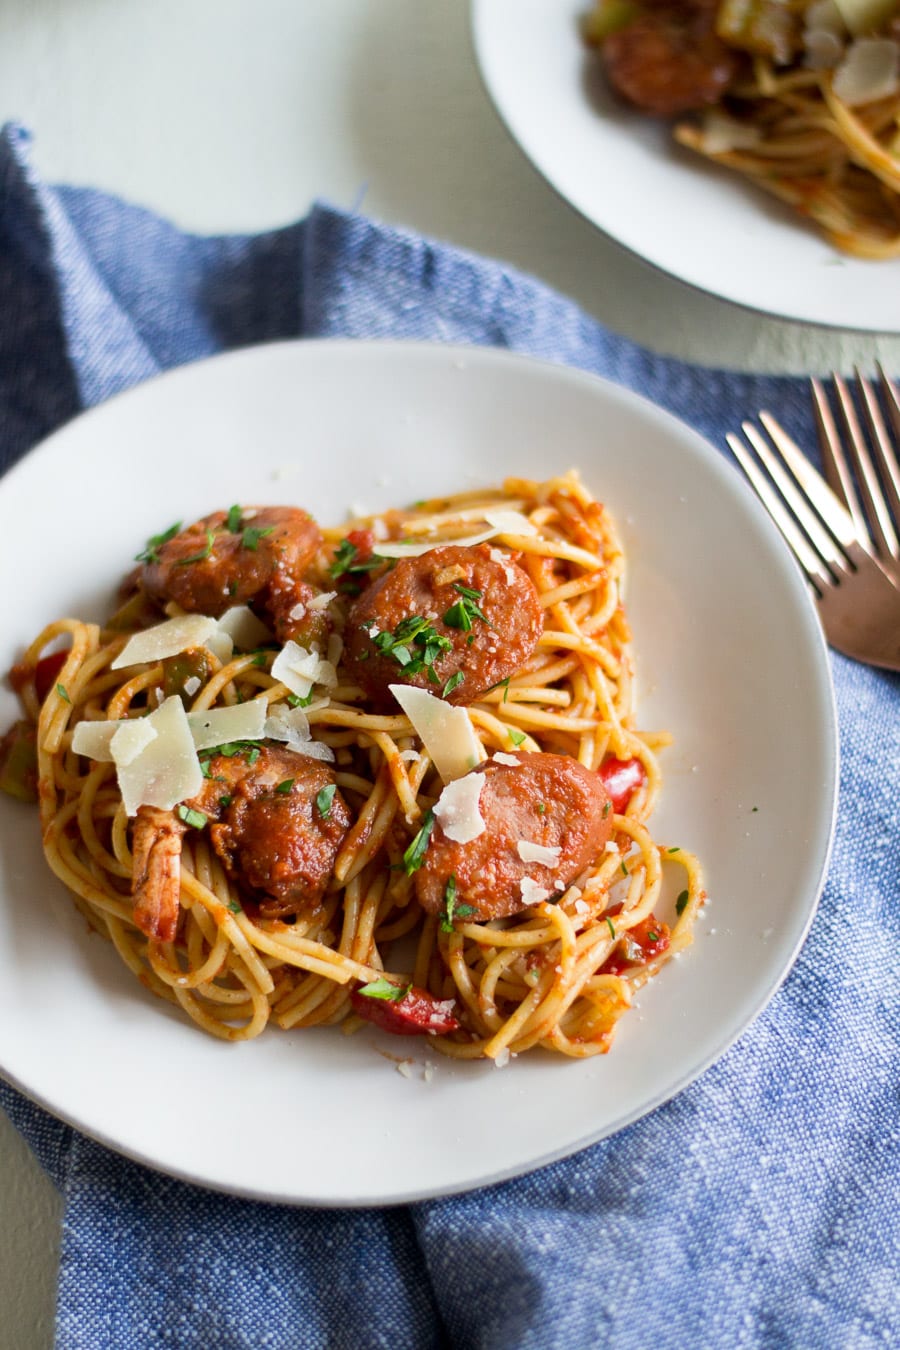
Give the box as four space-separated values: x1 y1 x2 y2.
202 748 351 919
601 1 738 117
343 544 544 707
141 506 322 618
415 752 612 921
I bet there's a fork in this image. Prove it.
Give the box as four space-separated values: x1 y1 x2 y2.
811 366 900 587
726 413 900 673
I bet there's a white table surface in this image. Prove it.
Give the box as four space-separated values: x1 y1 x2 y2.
2 2 898 1344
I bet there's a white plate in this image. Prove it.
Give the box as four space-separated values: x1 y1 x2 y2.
0 341 837 1205
472 0 900 332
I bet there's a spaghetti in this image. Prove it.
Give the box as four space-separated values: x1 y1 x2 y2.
585 1 900 259
4 472 704 1061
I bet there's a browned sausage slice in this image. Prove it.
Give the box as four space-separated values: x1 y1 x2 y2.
141 506 322 618
415 752 612 921
343 544 543 707
201 748 351 919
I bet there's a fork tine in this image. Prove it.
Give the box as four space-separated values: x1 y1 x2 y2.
831 371 899 565
757 411 861 556
726 430 832 590
869 363 900 557
810 376 870 546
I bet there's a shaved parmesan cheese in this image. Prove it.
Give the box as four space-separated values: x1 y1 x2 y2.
110 719 157 767
271 642 338 699
216 605 271 651
517 840 562 868
292 740 336 763
520 877 552 906
697 110 762 154
808 0 846 35
263 705 336 762
188 700 267 751
373 528 500 558
205 630 234 665
492 752 521 767
434 773 486 843
482 509 537 537
112 615 218 669
389 685 486 782
804 28 844 67
183 676 202 698
834 0 896 36
264 702 311 747
72 719 121 761
373 508 539 558
833 36 899 104
116 696 203 816
308 591 336 612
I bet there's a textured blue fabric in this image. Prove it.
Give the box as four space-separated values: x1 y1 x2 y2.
0 121 897 1350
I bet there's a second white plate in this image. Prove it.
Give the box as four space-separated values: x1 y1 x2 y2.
472 0 900 331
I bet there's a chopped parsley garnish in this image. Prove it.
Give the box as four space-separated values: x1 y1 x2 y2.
443 583 490 632
241 525 275 552
226 897 242 914
508 728 526 747
56 683 70 703
251 651 269 668
316 784 337 818
441 670 466 699
276 778 295 795
536 802 546 815
487 676 511 702
675 889 690 916
368 615 452 683
219 795 233 809
606 917 616 940
287 691 314 708
134 521 181 565
439 876 476 932
647 930 659 942
403 809 434 874
668 846 681 854
225 504 243 533
357 977 408 1002
329 538 381 580
175 527 216 567
602 801 611 818
198 741 261 775
176 805 207 830
620 861 628 877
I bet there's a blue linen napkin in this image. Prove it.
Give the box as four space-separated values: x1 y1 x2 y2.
1 121 897 1350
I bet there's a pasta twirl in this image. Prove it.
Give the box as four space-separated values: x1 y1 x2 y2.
3 472 704 1061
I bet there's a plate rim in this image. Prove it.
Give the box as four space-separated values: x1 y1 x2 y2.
469 0 900 335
